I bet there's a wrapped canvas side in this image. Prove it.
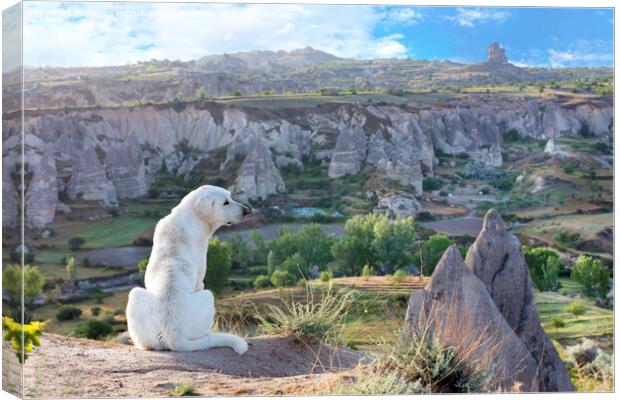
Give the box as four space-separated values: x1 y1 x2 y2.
2 2 25 398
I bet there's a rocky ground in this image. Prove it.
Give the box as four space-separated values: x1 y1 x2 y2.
11 334 367 398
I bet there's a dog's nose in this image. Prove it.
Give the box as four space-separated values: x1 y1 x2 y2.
242 205 251 216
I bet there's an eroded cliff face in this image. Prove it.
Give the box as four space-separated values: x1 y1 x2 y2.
1 94 613 230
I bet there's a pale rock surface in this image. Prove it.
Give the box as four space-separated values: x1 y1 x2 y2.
405 246 540 392
25 151 58 229
465 210 575 391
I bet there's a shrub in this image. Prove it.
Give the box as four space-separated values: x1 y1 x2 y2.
320 271 331 282
392 269 409 283
114 308 125 316
258 286 354 343
549 316 565 330
75 319 113 340
377 333 492 393
422 177 443 191
416 211 435 222
555 231 583 248
566 339 600 367
361 264 375 281
90 307 102 316
137 257 149 274
571 255 611 299
66 257 77 283
503 129 521 142
270 270 296 288
564 300 587 319
204 238 232 294
2 317 45 363
68 236 85 250
10 305 33 324
56 305 82 321
523 246 562 291
2 264 45 306
253 274 272 289
167 382 198 397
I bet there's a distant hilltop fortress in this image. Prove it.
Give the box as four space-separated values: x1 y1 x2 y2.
487 42 508 64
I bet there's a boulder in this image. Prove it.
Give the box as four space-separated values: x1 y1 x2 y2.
374 192 421 220
405 246 540 392
25 151 58 230
465 209 575 391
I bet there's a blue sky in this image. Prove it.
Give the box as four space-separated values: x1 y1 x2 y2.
13 2 614 68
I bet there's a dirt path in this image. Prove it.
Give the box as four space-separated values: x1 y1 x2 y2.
19 334 367 398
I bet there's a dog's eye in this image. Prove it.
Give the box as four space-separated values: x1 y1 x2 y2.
223 200 230 206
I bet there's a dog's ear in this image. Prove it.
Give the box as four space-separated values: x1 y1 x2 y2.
193 193 215 222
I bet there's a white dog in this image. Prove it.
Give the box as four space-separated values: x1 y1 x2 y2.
126 185 250 353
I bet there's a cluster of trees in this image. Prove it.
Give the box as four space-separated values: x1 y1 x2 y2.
523 246 611 302
208 214 463 290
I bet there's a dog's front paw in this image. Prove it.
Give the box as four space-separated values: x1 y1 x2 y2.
233 340 248 355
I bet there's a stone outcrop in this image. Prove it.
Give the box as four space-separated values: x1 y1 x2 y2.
488 42 508 64
233 139 285 201
2 164 19 230
405 246 540 392
328 112 368 178
373 191 421 220
3 94 613 228
25 151 58 230
465 210 575 391
104 136 148 199
67 147 118 206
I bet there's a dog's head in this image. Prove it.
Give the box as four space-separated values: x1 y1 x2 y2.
191 185 251 228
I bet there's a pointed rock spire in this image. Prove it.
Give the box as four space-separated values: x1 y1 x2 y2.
465 209 574 392
405 245 540 392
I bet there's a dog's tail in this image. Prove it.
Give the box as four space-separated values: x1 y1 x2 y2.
165 330 246 353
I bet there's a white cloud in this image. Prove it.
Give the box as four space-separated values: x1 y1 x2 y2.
22 2 411 66
445 7 510 28
382 7 424 27
547 40 612 67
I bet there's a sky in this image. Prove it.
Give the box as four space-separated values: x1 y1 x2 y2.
6 2 615 69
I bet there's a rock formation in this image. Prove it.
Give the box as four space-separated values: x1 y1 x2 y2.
488 42 508 64
373 192 421 220
328 112 368 178
2 93 613 228
405 246 540 392
2 164 19 230
233 139 285 201
25 151 58 230
465 210 575 391
104 136 148 199
67 147 118 207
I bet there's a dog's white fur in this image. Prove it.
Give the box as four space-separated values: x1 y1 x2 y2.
126 185 250 353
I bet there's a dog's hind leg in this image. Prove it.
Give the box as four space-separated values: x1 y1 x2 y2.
168 290 248 354
126 287 162 350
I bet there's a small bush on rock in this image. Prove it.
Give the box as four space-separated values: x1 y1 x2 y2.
75 319 113 340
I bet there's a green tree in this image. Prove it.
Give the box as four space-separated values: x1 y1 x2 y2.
523 246 562 291
416 235 454 276
332 214 378 276
372 215 415 273
361 264 375 281
204 238 232 294
2 317 45 363
571 255 610 299
68 236 85 250
66 257 77 284
251 231 269 265
2 264 45 306
550 316 565 332
253 274 271 289
270 270 296 288
267 225 334 278
228 234 252 272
